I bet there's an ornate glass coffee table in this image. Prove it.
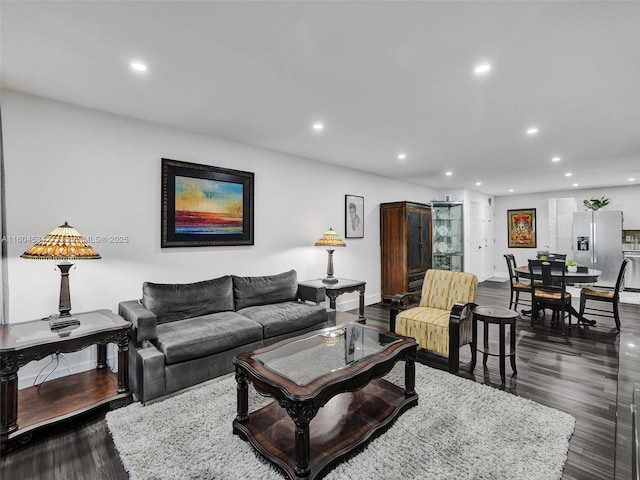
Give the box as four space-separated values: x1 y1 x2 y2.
233 323 418 480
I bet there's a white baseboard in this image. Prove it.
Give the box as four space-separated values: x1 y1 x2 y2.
333 292 382 313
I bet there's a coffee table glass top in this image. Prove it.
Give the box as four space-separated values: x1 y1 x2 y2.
252 324 401 386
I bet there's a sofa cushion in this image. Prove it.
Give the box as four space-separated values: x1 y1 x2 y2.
233 270 298 310
153 311 263 365
142 275 234 323
238 301 328 339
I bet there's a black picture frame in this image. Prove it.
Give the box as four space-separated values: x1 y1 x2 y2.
345 194 364 238
161 158 254 247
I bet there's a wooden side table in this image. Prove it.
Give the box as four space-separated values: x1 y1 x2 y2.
299 278 366 323
233 323 417 479
470 305 519 384
0 309 131 452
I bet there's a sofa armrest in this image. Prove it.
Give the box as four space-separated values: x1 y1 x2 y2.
389 292 421 332
448 301 477 373
118 300 158 343
297 283 326 304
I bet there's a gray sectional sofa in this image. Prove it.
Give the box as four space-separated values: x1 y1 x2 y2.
118 270 331 403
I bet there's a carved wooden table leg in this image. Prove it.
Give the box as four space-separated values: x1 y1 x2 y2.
235 367 249 423
326 291 339 310
0 354 19 437
357 285 366 323
294 420 311 478
404 348 416 397
283 400 317 479
116 331 130 394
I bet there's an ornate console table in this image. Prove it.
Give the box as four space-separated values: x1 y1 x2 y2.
0 309 131 452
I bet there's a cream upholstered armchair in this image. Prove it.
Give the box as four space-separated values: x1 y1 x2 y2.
389 269 478 373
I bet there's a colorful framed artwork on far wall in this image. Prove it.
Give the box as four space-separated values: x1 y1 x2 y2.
345 194 364 238
507 208 537 248
161 158 254 247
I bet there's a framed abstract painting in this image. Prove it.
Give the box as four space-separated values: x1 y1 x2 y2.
507 208 537 248
161 158 254 247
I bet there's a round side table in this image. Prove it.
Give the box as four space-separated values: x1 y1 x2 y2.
470 305 519 384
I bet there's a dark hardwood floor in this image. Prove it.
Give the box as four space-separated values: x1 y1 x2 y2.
1 280 637 479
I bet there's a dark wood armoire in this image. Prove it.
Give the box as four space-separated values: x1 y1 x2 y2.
380 201 432 301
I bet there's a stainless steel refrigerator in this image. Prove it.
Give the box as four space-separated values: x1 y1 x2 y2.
573 210 623 287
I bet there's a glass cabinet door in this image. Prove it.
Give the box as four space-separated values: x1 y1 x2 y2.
432 202 463 271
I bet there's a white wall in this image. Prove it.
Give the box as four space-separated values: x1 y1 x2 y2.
2 90 438 385
494 184 640 277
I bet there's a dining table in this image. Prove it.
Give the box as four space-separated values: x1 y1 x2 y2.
514 265 602 285
514 265 602 326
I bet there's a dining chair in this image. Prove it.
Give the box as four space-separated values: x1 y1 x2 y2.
528 259 572 335
504 254 530 311
537 252 567 262
578 258 630 331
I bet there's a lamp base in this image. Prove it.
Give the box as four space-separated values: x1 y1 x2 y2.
322 277 339 284
48 315 80 330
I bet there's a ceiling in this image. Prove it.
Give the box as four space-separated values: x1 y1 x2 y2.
1 1 639 196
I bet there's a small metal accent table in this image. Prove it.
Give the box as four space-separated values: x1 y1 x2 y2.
298 278 366 323
470 305 519 384
0 309 131 452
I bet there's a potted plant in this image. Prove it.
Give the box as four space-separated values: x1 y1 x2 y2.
583 196 610 211
566 259 578 273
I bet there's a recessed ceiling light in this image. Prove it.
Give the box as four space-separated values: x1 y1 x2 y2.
551 156 561 162
475 182 482 186
565 172 572 177
526 127 539 135
474 63 491 75
445 171 453 176
573 183 579 187
509 189 514 193
312 123 324 131
130 61 148 73
397 153 406 160
629 177 636 182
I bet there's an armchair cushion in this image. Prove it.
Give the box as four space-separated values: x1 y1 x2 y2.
395 307 452 356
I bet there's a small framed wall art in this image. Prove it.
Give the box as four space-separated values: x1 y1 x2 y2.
161 158 254 247
507 208 537 248
345 194 364 238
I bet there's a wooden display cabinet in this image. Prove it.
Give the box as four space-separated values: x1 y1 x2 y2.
380 201 432 301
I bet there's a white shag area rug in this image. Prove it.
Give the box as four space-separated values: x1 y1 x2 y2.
106 363 575 480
